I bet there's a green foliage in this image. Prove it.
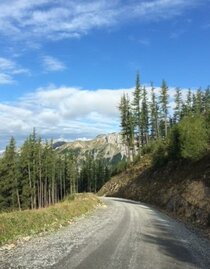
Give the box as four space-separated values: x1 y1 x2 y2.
79 154 111 193
150 116 209 167
169 116 208 161
141 86 149 144
142 139 162 155
0 193 100 246
161 115 209 162
206 112 210 142
150 83 159 139
111 159 128 176
174 87 182 123
0 129 109 212
119 94 135 160
0 137 20 211
152 140 169 167
159 80 169 137
118 74 210 172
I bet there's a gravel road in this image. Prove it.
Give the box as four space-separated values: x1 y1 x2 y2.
0 197 210 269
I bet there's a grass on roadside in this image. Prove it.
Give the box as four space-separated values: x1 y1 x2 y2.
0 193 101 246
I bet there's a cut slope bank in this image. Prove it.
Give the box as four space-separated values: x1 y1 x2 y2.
98 153 210 232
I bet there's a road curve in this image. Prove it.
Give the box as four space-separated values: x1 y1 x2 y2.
1 197 210 269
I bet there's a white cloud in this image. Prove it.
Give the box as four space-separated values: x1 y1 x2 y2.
0 57 30 84
0 73 14 84
0 0 202 42
42 56 66 72
130 0 198 20
0 84 191 149
0 86 130 149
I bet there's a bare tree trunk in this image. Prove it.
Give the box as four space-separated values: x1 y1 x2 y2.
28 163 33 209
60 170 63 200
138 125 142 157
48 187 51 206
44 176 47 207
52 179 54 205
16 187 21 211
63 176 66 198
39 158 42 208
41 181 43 208
70 177 73 195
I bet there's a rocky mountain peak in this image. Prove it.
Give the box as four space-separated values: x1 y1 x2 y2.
56 132 127 164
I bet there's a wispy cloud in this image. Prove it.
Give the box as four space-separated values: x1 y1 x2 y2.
0 57 30 84
138 39 150 46
0 0 202 42
0 84 190 149
0 85 130 148
170 29 186 39
42 56 66 72
0 73 14 84
130 0 199 20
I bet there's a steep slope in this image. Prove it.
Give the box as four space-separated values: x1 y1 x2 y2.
98 152 210 231
55 133 127 164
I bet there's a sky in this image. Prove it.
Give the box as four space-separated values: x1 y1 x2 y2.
0 0 210 149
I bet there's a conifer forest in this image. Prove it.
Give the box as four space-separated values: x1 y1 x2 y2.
1 73 210 212
119 74 210 163
0 130 110 211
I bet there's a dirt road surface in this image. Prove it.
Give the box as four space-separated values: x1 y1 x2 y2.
1 197 210 269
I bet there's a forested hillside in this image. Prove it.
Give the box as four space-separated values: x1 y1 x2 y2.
1 73 209 213
0 130 110 212
118 74 210 163
99 74 210 230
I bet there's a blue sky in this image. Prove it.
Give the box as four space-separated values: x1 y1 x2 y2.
0 0 210 149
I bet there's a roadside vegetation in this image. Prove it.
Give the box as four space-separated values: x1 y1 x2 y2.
99 74 210 231
0 130 110 212
0 193 101 246
118 74 210 169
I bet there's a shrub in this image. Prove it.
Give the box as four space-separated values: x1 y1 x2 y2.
152 140 169 167
111 159 128 176
170 116 208 161
142 139 162 155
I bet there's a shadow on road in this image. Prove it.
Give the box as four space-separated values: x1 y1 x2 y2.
142 219 199 268
107 197 201 268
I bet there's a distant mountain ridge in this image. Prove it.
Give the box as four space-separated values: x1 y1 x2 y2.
55 133 127 164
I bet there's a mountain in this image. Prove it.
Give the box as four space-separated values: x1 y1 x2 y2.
55 133 127 164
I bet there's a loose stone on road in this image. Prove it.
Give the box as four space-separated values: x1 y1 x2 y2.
0 197 210 269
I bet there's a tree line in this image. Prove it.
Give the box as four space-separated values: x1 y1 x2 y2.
0 129 110 212
119 74 210 162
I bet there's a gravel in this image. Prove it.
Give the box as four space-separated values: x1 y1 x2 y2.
0 197 210 269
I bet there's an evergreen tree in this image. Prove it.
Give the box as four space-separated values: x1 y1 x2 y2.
119 94 135 161
150 83 159 139
0 137 20 210
192 91 202 115
174 87 182 123
181 88 193 117
141 86 149 144
204 87 210 113
159 80 169 138
196 88 203 114
132 73 142 155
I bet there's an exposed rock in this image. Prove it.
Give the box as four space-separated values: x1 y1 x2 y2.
55 133 127 164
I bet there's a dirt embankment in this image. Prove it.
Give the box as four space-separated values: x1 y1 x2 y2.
98 153 210 231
